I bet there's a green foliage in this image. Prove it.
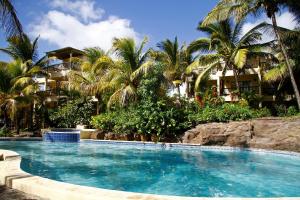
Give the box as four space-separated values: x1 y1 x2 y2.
203 88 225 107
91 109 139 134
241 91 262 108
0 126 12 137
275 104 287 117
287 106 299 116
190 103 271 124
252 107 272 118
273 104 299 117
92 99 197 141
49 98 94 128
238 98 249 107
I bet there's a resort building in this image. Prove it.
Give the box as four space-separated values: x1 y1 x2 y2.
36 47 294 107
35 47 85 107
187 56 295 105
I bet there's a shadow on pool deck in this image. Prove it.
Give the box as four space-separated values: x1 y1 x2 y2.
0 185 47 200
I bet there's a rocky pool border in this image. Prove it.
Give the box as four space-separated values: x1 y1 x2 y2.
81 139 300 157
1 139 300 199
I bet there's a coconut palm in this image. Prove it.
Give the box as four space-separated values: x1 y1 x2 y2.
202 0 300 109
0 0 23 37
0 33 41 63
264 29 300 89
0 59 45 133
106 37 154 107
68 47 115 113
156 37 194 97
187 19 274 94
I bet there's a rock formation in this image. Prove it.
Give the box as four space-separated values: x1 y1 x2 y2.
182 117 300 152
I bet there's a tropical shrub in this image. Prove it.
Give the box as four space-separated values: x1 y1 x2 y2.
252 107 272 118
49 98 94 128
0 126 12 137
275 105 299 117
189 103 269 124
287 106 299 116
91 99 196 141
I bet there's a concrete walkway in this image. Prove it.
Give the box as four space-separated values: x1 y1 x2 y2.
0 186 46 200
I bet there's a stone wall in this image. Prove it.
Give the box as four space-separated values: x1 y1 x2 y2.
182 117 300 152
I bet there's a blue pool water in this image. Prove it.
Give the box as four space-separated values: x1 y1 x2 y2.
0 141 300 197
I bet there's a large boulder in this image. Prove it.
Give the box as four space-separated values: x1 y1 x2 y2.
182 117 300 152
90 131 105 140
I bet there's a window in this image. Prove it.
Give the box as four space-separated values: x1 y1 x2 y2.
39 83 46 91
239 81 251 93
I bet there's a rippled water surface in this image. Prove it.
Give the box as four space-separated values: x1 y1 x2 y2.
0 141 300 197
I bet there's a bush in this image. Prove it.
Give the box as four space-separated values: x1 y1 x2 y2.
275 104 299 117
192 103 256 123
0 126 12 137
91 98 197 141
252 107 272 118
287 106 299 116
275 104 287 117
49 98 94 128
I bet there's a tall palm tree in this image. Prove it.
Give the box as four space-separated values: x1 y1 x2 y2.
187 20 274 94
0 0 23 37
264 29 300 90
68 47 115 113
106 37 153 107
156 37 194 97
0 33 47 131
0 33 40 63
0 59 45 133
202 0 300 109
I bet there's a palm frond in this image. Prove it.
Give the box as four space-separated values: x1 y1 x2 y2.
234 49 248 68
195 62 219 91
130 61 154 81
0 0 23 37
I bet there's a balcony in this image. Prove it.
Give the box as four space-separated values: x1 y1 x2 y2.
221 86 277 102
45 62 79 79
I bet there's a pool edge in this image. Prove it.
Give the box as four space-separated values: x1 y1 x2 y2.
1 149 300 200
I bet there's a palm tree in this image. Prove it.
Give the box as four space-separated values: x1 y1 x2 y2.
0 33 48 132
156 37 194 97
264 29 300 90
0 0 23 37
106 37 153 107
202 0 300 109
68 47 115 113
187 20 274 95
0 59 45 133
0 33 40 63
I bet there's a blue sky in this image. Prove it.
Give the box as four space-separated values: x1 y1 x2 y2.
0 0 218 61
0 0 297 62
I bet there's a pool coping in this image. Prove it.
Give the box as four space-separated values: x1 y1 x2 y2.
0 141 300 200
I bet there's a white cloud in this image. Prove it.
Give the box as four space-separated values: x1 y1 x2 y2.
242 12 298 39
29 1 141 51
51 0 105 22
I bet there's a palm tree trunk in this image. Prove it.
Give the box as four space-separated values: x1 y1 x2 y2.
232 67 240 96
177 86 181 98
15 112 20 135
29 103 34 131
271 14 300 109
185 76 190 98
95 94 102 114
3 108 9 128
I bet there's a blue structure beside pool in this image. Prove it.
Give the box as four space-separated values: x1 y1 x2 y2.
43 129 80 142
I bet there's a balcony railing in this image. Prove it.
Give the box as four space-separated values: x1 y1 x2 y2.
46 62 80 70
221 86 277 96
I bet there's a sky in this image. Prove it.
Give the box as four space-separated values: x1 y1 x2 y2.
0 0 298 62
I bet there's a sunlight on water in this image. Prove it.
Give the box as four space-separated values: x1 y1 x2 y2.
0 141 300 197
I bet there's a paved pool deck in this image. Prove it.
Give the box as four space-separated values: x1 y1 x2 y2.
0 185 46 200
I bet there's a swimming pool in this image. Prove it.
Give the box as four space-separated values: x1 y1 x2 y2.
0 141 299 198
